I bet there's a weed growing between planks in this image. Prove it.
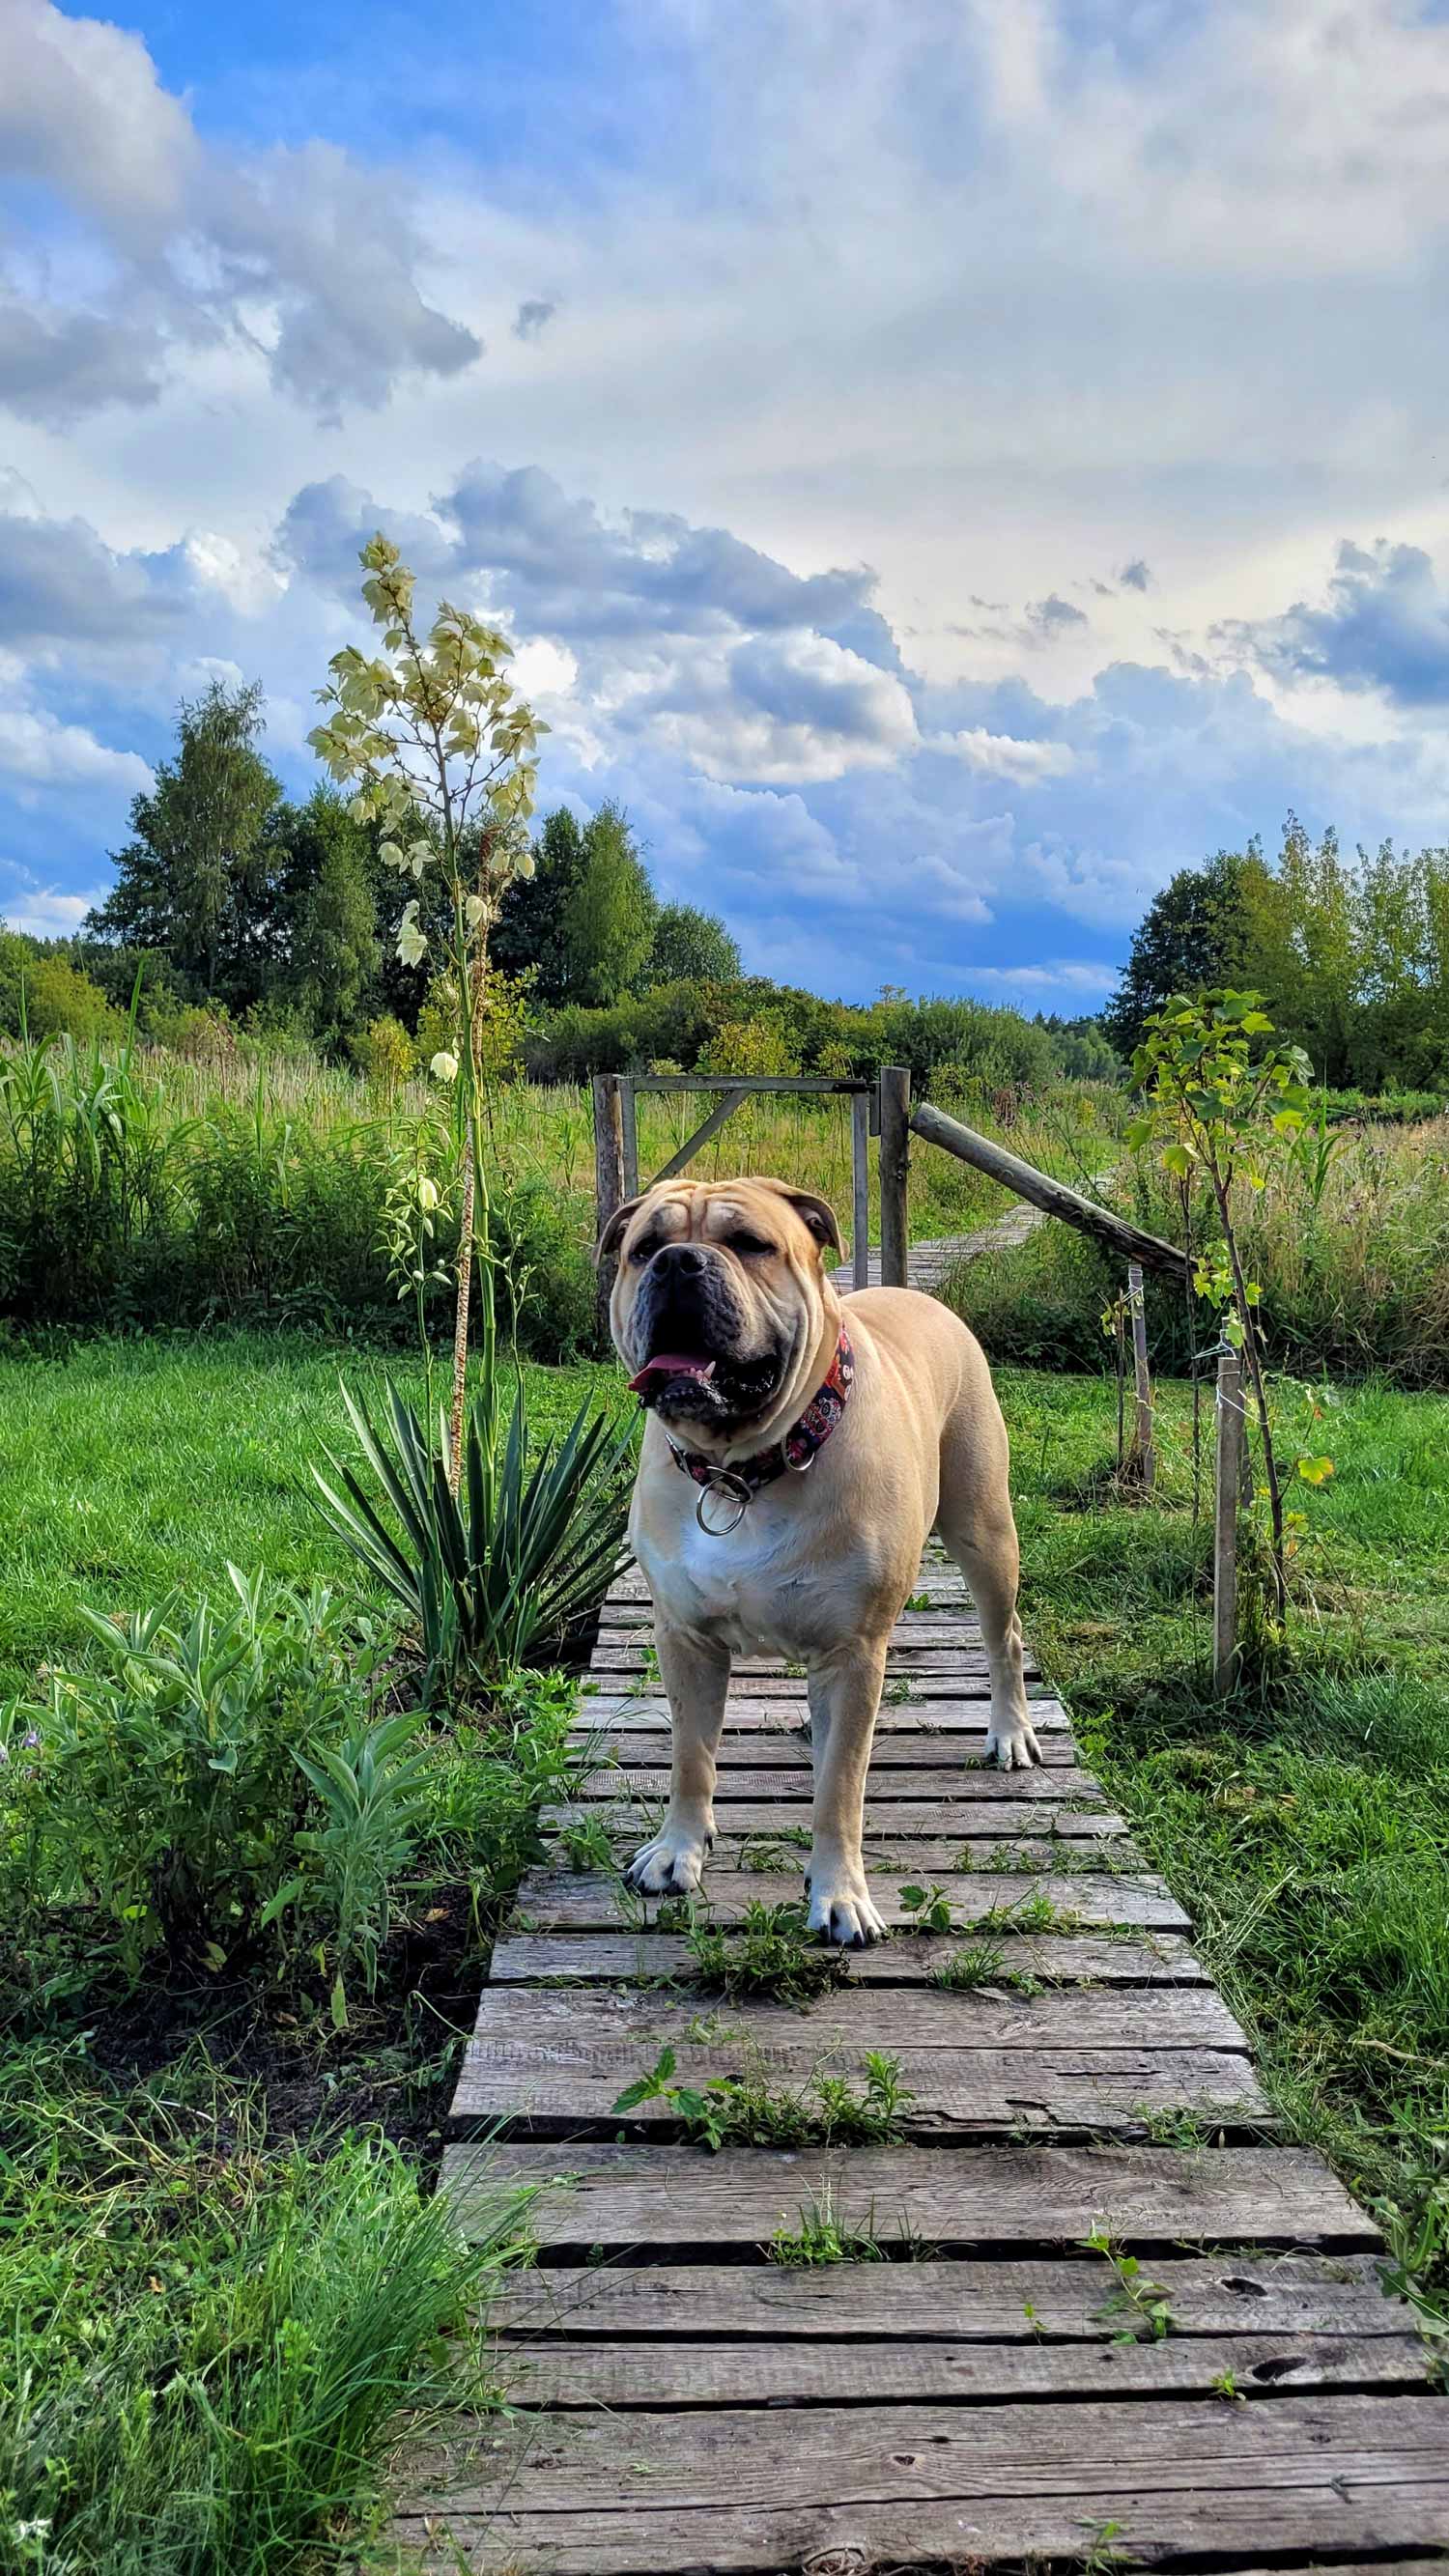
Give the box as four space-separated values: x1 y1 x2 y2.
687 1899 852 2005
612 2044 914 2150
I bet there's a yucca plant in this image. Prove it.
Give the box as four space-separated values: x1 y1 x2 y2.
312 1376 634 1701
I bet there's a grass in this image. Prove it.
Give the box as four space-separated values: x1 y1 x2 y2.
0 1333 613 1693
0 2041 536 2575
1000 1362 1449 2336
686 1899 851 2004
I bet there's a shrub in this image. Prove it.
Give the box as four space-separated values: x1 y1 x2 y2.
0 1571 400 1989
352 1012 416 1095
0 936 124 1044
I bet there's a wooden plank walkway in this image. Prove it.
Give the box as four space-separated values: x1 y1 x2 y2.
397 1548 1449 2572
858 1200 1042 1291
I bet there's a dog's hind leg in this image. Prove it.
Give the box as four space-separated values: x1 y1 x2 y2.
804 1636 891 1944
936 1410 1041 1771
624 1623 731 1898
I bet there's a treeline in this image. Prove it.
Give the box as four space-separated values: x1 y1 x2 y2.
1 678 1117 1094
1107 817 1449 1090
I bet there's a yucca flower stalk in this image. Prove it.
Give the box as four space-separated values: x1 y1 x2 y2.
308 534 546 1487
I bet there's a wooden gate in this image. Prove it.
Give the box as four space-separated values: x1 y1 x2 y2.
591 1069 912 1306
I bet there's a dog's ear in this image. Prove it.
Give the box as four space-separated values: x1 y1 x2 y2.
594 1194 645 1267
757 1179 845 1262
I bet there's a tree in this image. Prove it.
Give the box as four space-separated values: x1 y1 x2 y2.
89 681 279 1002
492 807 587 999
643 902 741 987
1104 853 1252 1057
561 803 657 1004
271 787 380 1038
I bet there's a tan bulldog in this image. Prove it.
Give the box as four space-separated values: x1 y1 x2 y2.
597 1175 1040 1945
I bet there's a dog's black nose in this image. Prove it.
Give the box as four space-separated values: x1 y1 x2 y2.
653 1241 707 1277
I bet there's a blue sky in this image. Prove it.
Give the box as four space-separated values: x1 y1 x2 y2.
6 2 1449 1006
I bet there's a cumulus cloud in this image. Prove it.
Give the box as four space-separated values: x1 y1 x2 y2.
1223 538 1449 707
513 299 557 341
1119 559 1152 593
0 508 196 652
936 728 1076 783
0 0 481 422
0 867 110 937
0 708 152 798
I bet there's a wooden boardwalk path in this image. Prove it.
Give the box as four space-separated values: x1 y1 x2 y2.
397 1550 1449 2571
857 1196 1042 1291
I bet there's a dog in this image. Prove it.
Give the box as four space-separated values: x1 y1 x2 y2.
597 1175 1039 1945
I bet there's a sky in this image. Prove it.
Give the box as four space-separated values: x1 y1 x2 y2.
6 1 1449 1009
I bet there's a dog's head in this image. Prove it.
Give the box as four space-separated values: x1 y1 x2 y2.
598 1175 844 1447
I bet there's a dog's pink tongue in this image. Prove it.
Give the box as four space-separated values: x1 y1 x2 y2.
628 1353 716 1396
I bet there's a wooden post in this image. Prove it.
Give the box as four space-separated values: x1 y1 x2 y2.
1127 1261 1154 1491
1213 1348 1243 1696
879 1066 911 1288
592 1071 626 1344
617 1076 639 1199
851 1088 870 1292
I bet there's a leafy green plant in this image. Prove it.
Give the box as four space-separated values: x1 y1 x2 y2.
899 1882 954 1934
3 1570 381 1981
611 2045 913 2152
1127 989 1324 1618
687 1900 851 2004
287 1710 432 2023
1082 2221 1174 2342
312 1374 633 1699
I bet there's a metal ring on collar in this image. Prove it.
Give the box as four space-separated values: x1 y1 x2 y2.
696 1469 753 1536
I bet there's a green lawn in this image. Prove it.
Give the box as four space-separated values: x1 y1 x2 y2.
0 1334 613 1695
2 1333 1446 2325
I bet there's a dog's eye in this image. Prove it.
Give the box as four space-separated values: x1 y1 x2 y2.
631 1236 661 1263
729 1232 773 1257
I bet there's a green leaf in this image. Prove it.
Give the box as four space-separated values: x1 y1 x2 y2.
1297 1455 1335 1486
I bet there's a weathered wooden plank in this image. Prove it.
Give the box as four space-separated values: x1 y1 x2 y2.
398 2395 1449 2563
469 1983 1248 2056
570 1771 1119 1826
597 1604 980 1629
489 2331 1429 2409
572 1739 1101 1787
581 1683 1068 1714
447 2044 1265 2135
508 1869 1189 1932
488 1930 1208 1986
488 2250 1400 2341
551 1799 1128 1843
590 1647 1029 1676
443 2141 1378 2254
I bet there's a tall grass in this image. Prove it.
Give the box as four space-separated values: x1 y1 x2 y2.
948 1114 1449 1388
0 1032 1123 1346
0 2045 535 2575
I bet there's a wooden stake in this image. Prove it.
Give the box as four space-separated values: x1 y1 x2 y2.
1213 1348 1243 1696
617 1076 639 1199
1127 1261 1155 1491
851 1088 870 1292
879 1066 911 1288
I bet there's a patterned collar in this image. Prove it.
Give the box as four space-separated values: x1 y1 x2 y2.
665 1324 856 1535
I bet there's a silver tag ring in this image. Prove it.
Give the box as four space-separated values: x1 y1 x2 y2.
696 1470 752 1537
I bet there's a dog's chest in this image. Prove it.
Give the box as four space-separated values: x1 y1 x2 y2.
641 1507 818 1657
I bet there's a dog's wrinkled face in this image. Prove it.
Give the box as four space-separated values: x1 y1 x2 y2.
600 1176 843 1436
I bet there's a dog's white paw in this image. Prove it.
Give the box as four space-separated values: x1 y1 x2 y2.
625 1823 712 1897
983 1713 1043 1770
805 1860 887 1948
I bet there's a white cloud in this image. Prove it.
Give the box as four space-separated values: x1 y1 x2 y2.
0 707 152 797
937 728 1076 782
0 871 108 937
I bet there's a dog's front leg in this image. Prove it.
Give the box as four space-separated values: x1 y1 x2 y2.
624 1623 730 1899
805 1638 890 1946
